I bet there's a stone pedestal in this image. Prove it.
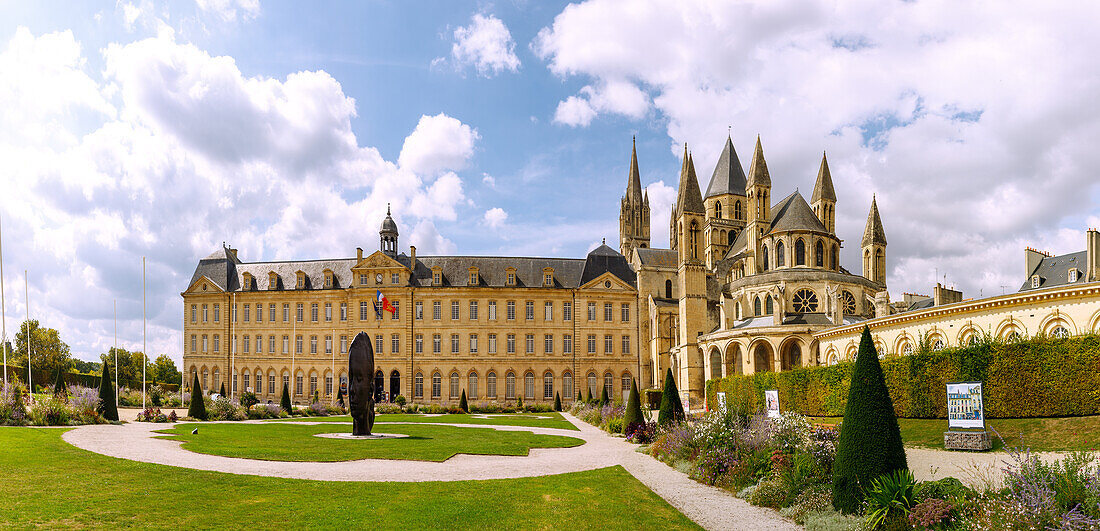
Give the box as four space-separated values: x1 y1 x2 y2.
944 430 992 451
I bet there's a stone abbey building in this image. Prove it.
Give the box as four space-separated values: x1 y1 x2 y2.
183 134 1100 408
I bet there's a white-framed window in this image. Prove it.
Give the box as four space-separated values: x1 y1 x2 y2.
415 334 423 354
563 372 573 399
415 301 423 320
486 371 497 399
506 333 516 353
376 334 384 354
451 300 460 320
488 333 497 354
621 303 630 322
563 334 572 354
282 336 289 354
1069 269 1079 283
432 301 441 320
604 373 614 398
202 335 208 352
360 273 368 286
605 334 614 353
1052 326 1069 339
242 335 249 353
213 334 220 352
202 304 208 323
488 300 497 320
469 334 478 353
433 270 442 286
587 334 596 354
431 372 442 398
505 372 516 399
325 375 333 395
310 335 318 354
524 372 535 400
544 272 553 287
622 335 630 354
296 303 304 322
544 334 553 354
1031 275 1040 289
469 270 478 286
242 304 250 323
544 372 555 399
190 304 197 323
506 271 516 286
295 375 303 395
296 335 303 354
310 303 318 322
270 304 276 322
622 374 632 395
468 372 478 399
451 334 460 353
432 334 441 353
604 303 613 322
506 301 516 320
324 303 332 321
391 273 399 284
191 334 197 353
391 300 399 320
392 334 400 353
525 301 534 320
339 335 347 354
283 303 290 322
563 302 572 321
469 300 479 320
587 302 597 321
544 301 553 321
213 304 220 323
450 372 460 399
525 334 534 353
269 335 276 353
414 372 424 398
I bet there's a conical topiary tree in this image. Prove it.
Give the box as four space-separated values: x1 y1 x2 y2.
336 386 344 408
97 364 119 421
599 385 609 407
832 327 908 514
585 387 593 404
54 368 67 396
187 373 207 420
577 389 583 402
280 382 292 413
516 395 523 410
622 378 644 436
219 382 226 397
459 390 468 413
657 368 685 425
553 392 562 412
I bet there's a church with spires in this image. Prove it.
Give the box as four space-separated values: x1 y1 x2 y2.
620 135 890 408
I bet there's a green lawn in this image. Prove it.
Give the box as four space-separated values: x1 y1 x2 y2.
0 428 698 529
156 422 584 462
270 412 579 430
809 415 1100 452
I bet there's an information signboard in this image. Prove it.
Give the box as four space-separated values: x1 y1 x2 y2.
946 381 985 429
716 392 727 413
765 389 780 418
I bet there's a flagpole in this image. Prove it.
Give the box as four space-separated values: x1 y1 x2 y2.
331 327 335 407
0 211 6 387
291 310 296 403
114 299 118 408
142 256 146 409
25 270 31 395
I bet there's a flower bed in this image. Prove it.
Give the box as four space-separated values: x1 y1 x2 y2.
1 382 111 426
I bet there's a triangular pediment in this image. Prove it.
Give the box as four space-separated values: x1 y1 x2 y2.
579 271 635 292
353 251 406 270
183 275 225 295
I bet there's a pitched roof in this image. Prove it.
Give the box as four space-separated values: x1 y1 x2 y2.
635 247 677 269
705 135 747 198
1018 250 1090 292
674 146 705 215
862 196 887 247
811 152 836 203
767 192 828 234
747 135 771 188
625 137 643 205
188 246 240 291
580 244 637 286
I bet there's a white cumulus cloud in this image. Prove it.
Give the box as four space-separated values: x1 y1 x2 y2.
398 113 480 176
483 207 508 228
449 13 521 77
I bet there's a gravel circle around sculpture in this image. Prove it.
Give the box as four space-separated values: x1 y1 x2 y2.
313 432 409 440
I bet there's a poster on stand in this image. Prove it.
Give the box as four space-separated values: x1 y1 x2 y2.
946 381 985 429
765 389 780 418
716 392 727 413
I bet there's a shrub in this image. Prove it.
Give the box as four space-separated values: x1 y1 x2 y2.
516 395 523 409
781 485 834 525
599 385 609 407
239 391 258 409
772 411 812 452
657 368 684 425
335 386 344 407
914 477 973 503
622 378 644 437
749 476 789 508
1 382 27 425
53 368 66 396
208 396 245 421
553 392 562 412
97 364 119 421
29 395 71 426
375 403 402 414
280 382 291 413
802 509 863 531
308 401 328 416
459 390 468 413
907 498 953 529
832 327 907 514
607 417 623 433
219 382 225 397
394 394 406 406
626 420 657 444
187 374 207 420
863 469 917 529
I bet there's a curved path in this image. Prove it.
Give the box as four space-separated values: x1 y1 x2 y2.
63 414 798 530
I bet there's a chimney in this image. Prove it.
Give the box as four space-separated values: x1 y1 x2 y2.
356 247 363 261
409 245 417 271
1025 247 1047 280
1087 229 1100 282
933 283 963 306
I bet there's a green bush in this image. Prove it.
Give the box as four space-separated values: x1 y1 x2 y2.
219 382 225 396
96 364 118 422
657 368 684 425
516 395 523 409
863 469 917 529
622 378 644 436
187 374 207 420
53 369 66 396
802 509 863 531
239 391 258 409
708 333 1100 419
280 382 291 413
394 394 406 406
832 327 907 514
914 477 974 503
748 476 789 508
459 390 468 413
553 392 562 412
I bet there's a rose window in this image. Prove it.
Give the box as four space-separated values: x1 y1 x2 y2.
791 288 819 312
841 291 856 315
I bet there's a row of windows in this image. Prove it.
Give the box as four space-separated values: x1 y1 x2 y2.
192 367 330 397
759 238 839 271
412 370 632 400
189 332 632 356
189 300 631 325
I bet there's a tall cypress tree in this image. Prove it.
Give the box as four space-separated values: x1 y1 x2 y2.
577 389 583 402
187 373 207 420
832 327 908 514
599 385 609 406
622 378 644 436
97 364 119 421
280 382 292 413
53 368 67 397
219 382 226 397
553 392 562 412
459 390 468 413
657 368 685 425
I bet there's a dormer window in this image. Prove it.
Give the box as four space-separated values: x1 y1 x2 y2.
296 272 306 289
1031 275 1040 289
468 268 479 286
1069 268 1078 283
268 272 278 290
543 268 554 287
432 267 442 286
506 268 516 286
242 272 253 290
323 270 334 289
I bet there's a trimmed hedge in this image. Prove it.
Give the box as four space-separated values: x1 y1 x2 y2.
706 334 1100 419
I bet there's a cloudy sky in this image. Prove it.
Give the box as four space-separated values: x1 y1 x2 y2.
2 0 1099 365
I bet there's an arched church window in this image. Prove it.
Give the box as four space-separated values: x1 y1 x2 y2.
841 291 856 315
734 200 742 220
754 297 761 316
761 245 769 271
728 231 736 246
815 241 824 267
795 238 806 266
831 245 838 271
791 288 818 312
776 241 785 267
714 202 722 219
736 302 742 320
765 295 774 315
689 221 699 259
1052 326 1069 339
664 279 673 299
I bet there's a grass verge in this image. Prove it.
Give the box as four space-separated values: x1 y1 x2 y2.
269 412 578 430
0 428 697 529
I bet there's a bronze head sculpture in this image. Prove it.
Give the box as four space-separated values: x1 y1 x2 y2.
348 331 376 435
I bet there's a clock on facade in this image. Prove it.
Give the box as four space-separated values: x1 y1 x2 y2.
375 273 383 284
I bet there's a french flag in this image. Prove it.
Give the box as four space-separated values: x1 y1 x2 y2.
377 290 396 314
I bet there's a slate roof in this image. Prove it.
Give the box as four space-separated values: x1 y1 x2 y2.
674 147 706 215
624 137 644 205
635 248 677 269
705 136 748 198
862 196 887 246
1019 250 1089 292
768 192 829 234
782 313 834 326
188 244 637 293
811 153 836 203
747 136 771 187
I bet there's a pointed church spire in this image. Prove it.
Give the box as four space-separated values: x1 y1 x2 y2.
747 135 771 187
705 133 747 198
811 151 836 203
625 136 643 204
675 145 705 215
862 195 887 247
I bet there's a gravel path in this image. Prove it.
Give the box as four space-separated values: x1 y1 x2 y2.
906 447 1090 490
63 414 799 530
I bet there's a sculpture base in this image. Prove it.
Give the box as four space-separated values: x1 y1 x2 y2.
314 432 410 441
944 430 992 451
